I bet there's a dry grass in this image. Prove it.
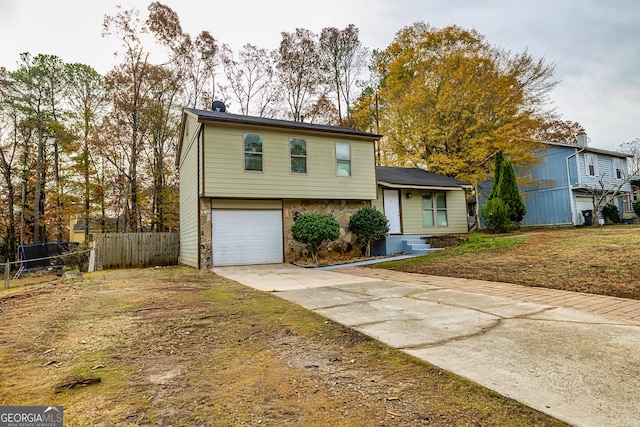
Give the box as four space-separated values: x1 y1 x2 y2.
0 267 565 426
376 225 640 299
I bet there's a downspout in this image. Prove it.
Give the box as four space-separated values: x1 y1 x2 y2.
566 146 585 225
197 122 204 269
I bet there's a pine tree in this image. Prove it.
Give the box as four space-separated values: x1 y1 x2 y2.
498 160 526 223
488 150 504 200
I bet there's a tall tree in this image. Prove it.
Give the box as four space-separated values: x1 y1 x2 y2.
497 160 527 223
219 44 280 116
488 150 505 200
619 138 640 175
65 63 109 242
10 53 63 243
140 65 180 231
319 24 367 126
103 6 152 231
275 28 321 122
534 119 585 144
147 2 218 108
0 67 19 259
354 23 558 185
39 54 69 242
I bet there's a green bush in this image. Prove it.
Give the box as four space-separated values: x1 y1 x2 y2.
633 199 640 217
291 213 341 263
602 203 621 224
348 206 389 256
479 198 511 233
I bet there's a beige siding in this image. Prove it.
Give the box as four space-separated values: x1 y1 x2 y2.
178 116 200 267
202 125 377 200
371 186 384 211
401 189 468 234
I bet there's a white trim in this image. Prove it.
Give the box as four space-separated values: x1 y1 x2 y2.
377 181 466 191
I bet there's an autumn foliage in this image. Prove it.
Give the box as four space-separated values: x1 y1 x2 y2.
353 22 568 186
0 5 588 262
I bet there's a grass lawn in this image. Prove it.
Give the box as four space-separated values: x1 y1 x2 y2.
374 225 640 299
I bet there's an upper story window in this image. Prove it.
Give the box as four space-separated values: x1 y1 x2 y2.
243 133 263 172
422 192 448 227
290 138 307 174
335 142 351 176
613 158 624 179
585 153 597 176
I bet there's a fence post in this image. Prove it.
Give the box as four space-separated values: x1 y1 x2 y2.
88 248 96 272
4 261 9 289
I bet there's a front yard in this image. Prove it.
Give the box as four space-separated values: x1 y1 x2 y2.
375 225 640 299
0 267 564 426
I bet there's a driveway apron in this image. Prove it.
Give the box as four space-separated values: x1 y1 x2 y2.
213 264 640 427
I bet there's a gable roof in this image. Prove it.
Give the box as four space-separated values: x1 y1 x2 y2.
182 107 382 140
376 166 471 190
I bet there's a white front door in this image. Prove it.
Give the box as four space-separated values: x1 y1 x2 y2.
383 189 402 234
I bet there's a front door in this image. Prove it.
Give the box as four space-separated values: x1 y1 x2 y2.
383 189 402 234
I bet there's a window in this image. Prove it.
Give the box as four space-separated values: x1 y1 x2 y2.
290 138 307 174
422 192 448 227
613 158 623 179
585 153 597 176
335 142 351 176
243 133 263 172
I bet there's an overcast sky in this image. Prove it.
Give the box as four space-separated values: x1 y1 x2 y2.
1 0 638 152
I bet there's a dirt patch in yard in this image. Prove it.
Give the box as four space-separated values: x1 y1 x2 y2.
0 267 565 426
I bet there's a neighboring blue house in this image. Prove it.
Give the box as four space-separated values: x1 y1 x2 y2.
480 133 632 227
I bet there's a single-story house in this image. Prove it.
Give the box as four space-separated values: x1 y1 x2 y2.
371 166 471 255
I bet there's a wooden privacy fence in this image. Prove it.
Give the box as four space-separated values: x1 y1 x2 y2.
93 232 179 270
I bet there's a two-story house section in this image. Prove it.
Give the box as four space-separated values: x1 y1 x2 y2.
177 106 381 268
515 135 632 227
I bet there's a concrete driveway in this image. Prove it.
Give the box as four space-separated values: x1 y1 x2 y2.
213 263 640 427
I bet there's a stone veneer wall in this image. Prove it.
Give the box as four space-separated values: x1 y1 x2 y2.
283 199 371 263
199 198 213 269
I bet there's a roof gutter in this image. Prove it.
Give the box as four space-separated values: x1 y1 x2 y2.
377 181 466 191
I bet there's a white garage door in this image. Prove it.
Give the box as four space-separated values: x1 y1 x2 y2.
212 210 283 266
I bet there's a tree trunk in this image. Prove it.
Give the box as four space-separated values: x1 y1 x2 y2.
54 136 62 242
33 126 45 243
84 139 90 243
0 157 17 261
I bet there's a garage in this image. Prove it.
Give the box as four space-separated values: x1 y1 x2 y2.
212 210 283 266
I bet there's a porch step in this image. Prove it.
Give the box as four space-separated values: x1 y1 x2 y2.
402 239 432 254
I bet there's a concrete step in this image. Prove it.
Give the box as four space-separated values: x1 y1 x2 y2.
402 239 432 254
408 247 432 254
403 239 427 246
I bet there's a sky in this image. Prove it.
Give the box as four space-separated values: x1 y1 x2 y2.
1 0 638 152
